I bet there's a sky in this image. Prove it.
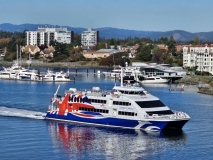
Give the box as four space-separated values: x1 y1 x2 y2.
0 0 213 33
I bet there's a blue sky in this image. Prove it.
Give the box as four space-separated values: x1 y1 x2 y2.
0 0 212 32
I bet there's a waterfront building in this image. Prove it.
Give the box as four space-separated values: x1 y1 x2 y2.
183 44 213 74
25 27 74 46
81 28 99 47
83 49 119 59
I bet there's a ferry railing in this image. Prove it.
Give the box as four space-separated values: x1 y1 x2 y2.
145 110 190 119
65 89 111 97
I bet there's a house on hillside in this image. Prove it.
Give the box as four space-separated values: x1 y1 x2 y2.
22 45 40 55
157 44 168 51
39 46 55 58
83 49 119 59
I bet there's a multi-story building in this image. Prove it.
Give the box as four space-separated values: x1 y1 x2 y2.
183 44 213 74
81 28 99 47
25 27 74 46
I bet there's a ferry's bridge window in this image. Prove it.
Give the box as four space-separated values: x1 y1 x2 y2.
136 100 166 108
118 90 145 95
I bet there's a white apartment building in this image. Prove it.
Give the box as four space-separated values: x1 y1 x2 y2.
183 44 213 74
25 27 74 46
81 28 99 46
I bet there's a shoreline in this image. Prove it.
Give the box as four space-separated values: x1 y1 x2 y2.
0 60 113 69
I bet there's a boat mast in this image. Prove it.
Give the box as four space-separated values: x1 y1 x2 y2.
120 67 123 87
19 46 22 66
16 44 19 65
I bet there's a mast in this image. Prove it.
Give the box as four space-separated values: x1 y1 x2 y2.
16 44 19 65
19 46 22 66
120 67 123 87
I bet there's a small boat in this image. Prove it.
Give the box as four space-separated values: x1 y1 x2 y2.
0 67 17 79
138 75 169 84
42 70 70 82
169 84 184 91
45 68 190 131
16 69 39 80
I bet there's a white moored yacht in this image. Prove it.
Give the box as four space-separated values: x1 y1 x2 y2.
42 70 70 82
45 68 190 131
138 75 169 84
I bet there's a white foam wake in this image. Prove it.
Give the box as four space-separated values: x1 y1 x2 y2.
0 106 46 119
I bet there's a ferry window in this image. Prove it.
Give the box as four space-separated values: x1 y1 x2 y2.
113 101 118 105
135 113 137 116
101 100 106 104
119 90 124 93
124 91 128 94
136 100 166 108
129 91 135 94
147 110 173 115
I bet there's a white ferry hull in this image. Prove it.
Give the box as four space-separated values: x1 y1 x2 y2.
45 111 189 131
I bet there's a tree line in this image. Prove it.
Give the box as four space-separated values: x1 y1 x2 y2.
0 30 205 67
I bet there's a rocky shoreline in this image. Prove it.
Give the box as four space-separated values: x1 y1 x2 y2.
0 60 112 69
175 76 213 95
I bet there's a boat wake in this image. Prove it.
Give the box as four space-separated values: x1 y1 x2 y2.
0 106 45 119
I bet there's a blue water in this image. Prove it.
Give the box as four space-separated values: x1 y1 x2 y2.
0 68 213 160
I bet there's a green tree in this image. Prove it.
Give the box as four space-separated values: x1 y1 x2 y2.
74 34 81 46
136 44 153 61
52 41 69 61
167 36 176 56
193 37 200 45
151 48 167 64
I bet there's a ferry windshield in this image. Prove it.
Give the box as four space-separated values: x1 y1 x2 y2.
136 100 166 108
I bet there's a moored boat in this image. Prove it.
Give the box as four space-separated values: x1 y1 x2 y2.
42 69 70 82
138 75 169 84
45 68 190 131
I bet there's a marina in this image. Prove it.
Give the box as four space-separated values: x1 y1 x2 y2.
0 67 213 159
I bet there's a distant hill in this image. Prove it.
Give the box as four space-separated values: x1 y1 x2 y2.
1 23 213 42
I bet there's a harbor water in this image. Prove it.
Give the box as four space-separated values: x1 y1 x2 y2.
0 68 213 160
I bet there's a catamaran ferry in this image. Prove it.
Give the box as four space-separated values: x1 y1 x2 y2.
45 69 190 131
